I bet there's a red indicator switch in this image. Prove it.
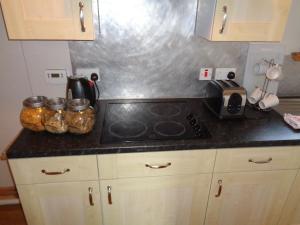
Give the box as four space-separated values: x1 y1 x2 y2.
204 69 208 77
199 68 213 80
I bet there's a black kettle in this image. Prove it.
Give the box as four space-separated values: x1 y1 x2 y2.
66 76 96 106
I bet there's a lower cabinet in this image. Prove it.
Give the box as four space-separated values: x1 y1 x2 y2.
205 170 297 225
9 148 300 225
17 181 102 225
278 171 300 225
100 174 212 225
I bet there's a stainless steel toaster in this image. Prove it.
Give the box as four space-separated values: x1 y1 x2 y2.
204 80 247 119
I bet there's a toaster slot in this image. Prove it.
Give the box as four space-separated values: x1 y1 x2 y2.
218 80 231 88
227 80 239 87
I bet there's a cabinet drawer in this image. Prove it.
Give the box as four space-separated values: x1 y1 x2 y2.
214 147 300 172
98 150 216 179
9 156 98 184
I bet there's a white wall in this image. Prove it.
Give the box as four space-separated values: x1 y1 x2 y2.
243 0 300 96
277 0 300 96
281 0 300 54
22 41 72 98
0 9 72 187
0 12 32 186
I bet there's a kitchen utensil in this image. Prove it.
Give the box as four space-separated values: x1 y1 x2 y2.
248 59 282 111
266 64 282 80
20 96 47 131
204 80 247 119
248 87 264 104
66 76 96 106
100 101 211 144
66 98 95 134
43 98 68 134
258 93 279 109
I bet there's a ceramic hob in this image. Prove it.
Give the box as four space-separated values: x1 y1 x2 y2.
100 101 211 144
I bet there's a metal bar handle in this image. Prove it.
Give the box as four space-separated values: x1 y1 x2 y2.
145 162 172 169
41 168 70 175
88 187 94 206
107 186 112 205
215 180 223 197
248 157 273 164
79 2 86 32
219 6 228 34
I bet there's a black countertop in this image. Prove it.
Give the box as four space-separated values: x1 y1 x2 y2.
6 98 300 158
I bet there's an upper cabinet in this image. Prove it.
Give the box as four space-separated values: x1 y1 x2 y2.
0 0 95 40
0 0 292 41
196 0 292 41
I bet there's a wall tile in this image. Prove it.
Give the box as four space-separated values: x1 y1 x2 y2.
69 0 249 99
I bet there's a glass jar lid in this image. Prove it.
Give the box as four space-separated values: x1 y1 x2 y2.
67 98 90 111
23 96 47 108
46 98 66 111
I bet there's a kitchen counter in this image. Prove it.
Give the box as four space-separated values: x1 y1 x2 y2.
6 98 300 158
275 97 300 115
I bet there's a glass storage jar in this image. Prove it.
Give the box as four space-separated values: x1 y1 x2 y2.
20 96 47 131
43 98 68 134
66 99 95 134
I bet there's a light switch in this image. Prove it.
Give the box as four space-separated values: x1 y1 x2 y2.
45 69 67 84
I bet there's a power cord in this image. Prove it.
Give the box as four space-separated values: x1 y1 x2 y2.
91 73 100 100
91 73 100 113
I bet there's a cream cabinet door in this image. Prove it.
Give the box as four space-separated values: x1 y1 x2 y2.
100 174 212 225
0 0 95 40
211 0 292 41
205 170 297 225
278 171 300 225
17 181 102 225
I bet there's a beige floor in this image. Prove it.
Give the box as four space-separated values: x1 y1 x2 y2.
0 204 27 225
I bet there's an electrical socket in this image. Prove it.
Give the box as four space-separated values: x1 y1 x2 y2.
215 68 237 80
75 68 100 81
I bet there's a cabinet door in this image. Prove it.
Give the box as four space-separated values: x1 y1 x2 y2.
0 0 94 40
100 174 212 225
212 0 292 41
278 171 300 225
17 181 102 225
205 170 297 225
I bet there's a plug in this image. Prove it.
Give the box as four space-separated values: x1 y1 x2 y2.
75 68 100 82
91 73 99 82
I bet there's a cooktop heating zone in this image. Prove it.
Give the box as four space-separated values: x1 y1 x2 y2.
101 101 211 144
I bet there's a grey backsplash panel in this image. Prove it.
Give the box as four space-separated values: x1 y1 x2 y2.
278 56 300 97
69 0 249 99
